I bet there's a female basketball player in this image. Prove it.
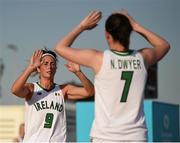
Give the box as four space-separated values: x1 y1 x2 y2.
54 10 170 142
11 49 94 142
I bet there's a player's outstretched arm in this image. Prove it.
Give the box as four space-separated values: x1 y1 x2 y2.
54 11 102 69
62 61 94 100
120 10 170 67
11 50 43 99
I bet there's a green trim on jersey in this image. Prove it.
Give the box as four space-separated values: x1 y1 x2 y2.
111 49 134 56
36 82 56 92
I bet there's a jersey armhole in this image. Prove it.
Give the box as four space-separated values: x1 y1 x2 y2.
137 51 148 74
95 50 107 77
59 84 67 99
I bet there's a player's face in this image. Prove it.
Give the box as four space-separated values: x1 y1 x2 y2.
39 56 57 79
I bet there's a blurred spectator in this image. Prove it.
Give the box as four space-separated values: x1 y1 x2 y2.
12 123 24 143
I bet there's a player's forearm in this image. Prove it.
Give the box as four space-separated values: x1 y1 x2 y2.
67 94 93 100
74 71 94 97
135 23 170 50
11 66 33 95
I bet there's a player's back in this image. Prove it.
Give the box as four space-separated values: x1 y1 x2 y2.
91 49 148 141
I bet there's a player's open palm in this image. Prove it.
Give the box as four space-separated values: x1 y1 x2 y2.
80 10 102 30
29 50 43 72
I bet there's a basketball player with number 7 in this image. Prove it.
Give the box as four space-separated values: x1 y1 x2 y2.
54 10 170 142
11 49 94 142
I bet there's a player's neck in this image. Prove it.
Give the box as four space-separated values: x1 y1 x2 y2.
110 42 128 52
39 78 54 90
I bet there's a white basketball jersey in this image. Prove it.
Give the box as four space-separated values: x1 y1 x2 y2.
90 50 148 141
23 82 66 142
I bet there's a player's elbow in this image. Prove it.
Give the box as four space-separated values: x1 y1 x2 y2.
11 86 18 96
155 41 171 62
11 85 16 94
85 87 95 97
90 87 95 97
54 45 61 55
11 86 24 98
161 40 171 53
54 43 66 55
165 42 170 52
161 39 170 50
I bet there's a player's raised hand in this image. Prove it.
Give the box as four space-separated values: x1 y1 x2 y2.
114 9 139 32
79 10 102 30
65 61 80 73
28 50 43 72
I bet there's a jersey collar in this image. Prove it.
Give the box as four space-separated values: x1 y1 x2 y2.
110 49 134 56
36 82 56 92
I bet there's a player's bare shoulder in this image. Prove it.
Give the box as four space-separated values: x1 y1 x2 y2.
91 49 103 73
138 47 156 68
59 84 68 99
25 83 34 101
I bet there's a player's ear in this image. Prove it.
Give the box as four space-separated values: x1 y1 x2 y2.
105 31 109 39
105 31 113 41
105 31 113 45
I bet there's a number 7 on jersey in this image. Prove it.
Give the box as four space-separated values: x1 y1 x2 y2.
120 71 134 102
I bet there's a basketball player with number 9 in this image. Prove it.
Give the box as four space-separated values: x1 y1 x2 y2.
11 49 94 142
54 10 170 142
